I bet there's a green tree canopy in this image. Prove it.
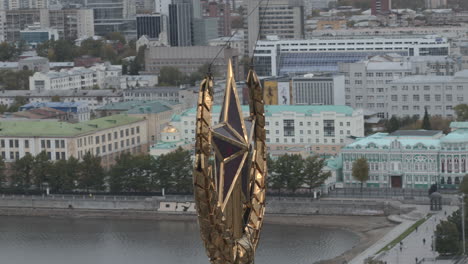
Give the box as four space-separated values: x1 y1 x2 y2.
0 70 34 90
166 147 193 193
460 175 468 195
274 154 304 193
49 157 79 192
32 151 52 189
0 42 18 61
11 153 34 190
454 104 468 121
303 156 331 193
352 157 369 191
436 221 461 255
422 107 432 130
79 152 105 191
159 66 186 86
385 116 400 133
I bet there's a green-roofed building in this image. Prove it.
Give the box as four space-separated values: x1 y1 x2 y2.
96 100 184 143
0 114 149 168
341 124 468 190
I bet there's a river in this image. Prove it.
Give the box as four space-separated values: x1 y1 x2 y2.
0 216 359 264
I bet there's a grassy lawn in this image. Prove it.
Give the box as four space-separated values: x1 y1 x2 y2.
376 215 431 254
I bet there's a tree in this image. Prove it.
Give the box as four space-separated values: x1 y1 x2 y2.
352 157 369 192
108 153 153 192
0 42 17 61
152 154 173 191
108 152 132 192
454 104 468 121
422 108 432 130
159 66 186 86
51 95 61 102
275 154 304 193
460 175 468 195
6 96 29 112
49 157 79 192
105 32 126 45
385 116 400 133
78 152 105 191
122 62 128 75
167 147 193 193
0 156 5 187
129 59 140 75
32 151 52 189
0 70 34 90
436 221 461 255
10 153 34 190
303 156 331 194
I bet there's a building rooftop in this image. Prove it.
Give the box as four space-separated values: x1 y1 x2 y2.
97 100 178 114
0 89 122 97
0 114 143 137
450 122 468 129
180 105 356 117
390 75 453 84
390 130 442 137
345 132 442 149
21 102 88 109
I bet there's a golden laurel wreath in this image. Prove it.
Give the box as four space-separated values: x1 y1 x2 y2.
193 61 267 264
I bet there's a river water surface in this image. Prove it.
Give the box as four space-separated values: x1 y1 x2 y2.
0 216 359 264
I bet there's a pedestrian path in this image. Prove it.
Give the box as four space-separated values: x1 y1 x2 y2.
350 205 458 264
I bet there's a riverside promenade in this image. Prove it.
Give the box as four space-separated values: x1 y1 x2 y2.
350 203 459 264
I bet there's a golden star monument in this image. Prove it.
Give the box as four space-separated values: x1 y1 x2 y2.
193 61 267 264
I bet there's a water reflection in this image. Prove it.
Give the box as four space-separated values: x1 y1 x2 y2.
0 216 359 264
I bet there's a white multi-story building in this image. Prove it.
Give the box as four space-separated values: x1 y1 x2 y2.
254 35 450 76
339 54 463 118
0 89 123 111
291 74 345 106
386 70 468 119
309 26 467 39
29 64 122 91
49 9 95 40
171 105 364 155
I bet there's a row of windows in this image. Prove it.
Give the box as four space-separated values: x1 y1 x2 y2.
265 137 346 144
266 121 351 127
77 137 141 158
266 129 351 136
1 151 65 161
77 126 140 148
391 94 463 102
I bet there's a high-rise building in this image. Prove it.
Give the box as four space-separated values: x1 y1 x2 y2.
425 0 447 9
371 0 391 15
136 14 166 39
6 0 49 9
244 0 304 57
135 0 155 13
49 9 95 40
4 9 50 42
155 0 171 16
84 0 136 37
201 0 231 37
193 17 218 45
168 0 193 46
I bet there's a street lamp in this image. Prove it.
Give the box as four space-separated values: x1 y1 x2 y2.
461 194 466 255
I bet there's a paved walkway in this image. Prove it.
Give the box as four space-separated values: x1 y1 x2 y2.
350 204 459 264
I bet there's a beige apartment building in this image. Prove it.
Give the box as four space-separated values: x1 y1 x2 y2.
0 115 148 168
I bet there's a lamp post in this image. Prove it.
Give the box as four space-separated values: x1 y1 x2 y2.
461 194 466 255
